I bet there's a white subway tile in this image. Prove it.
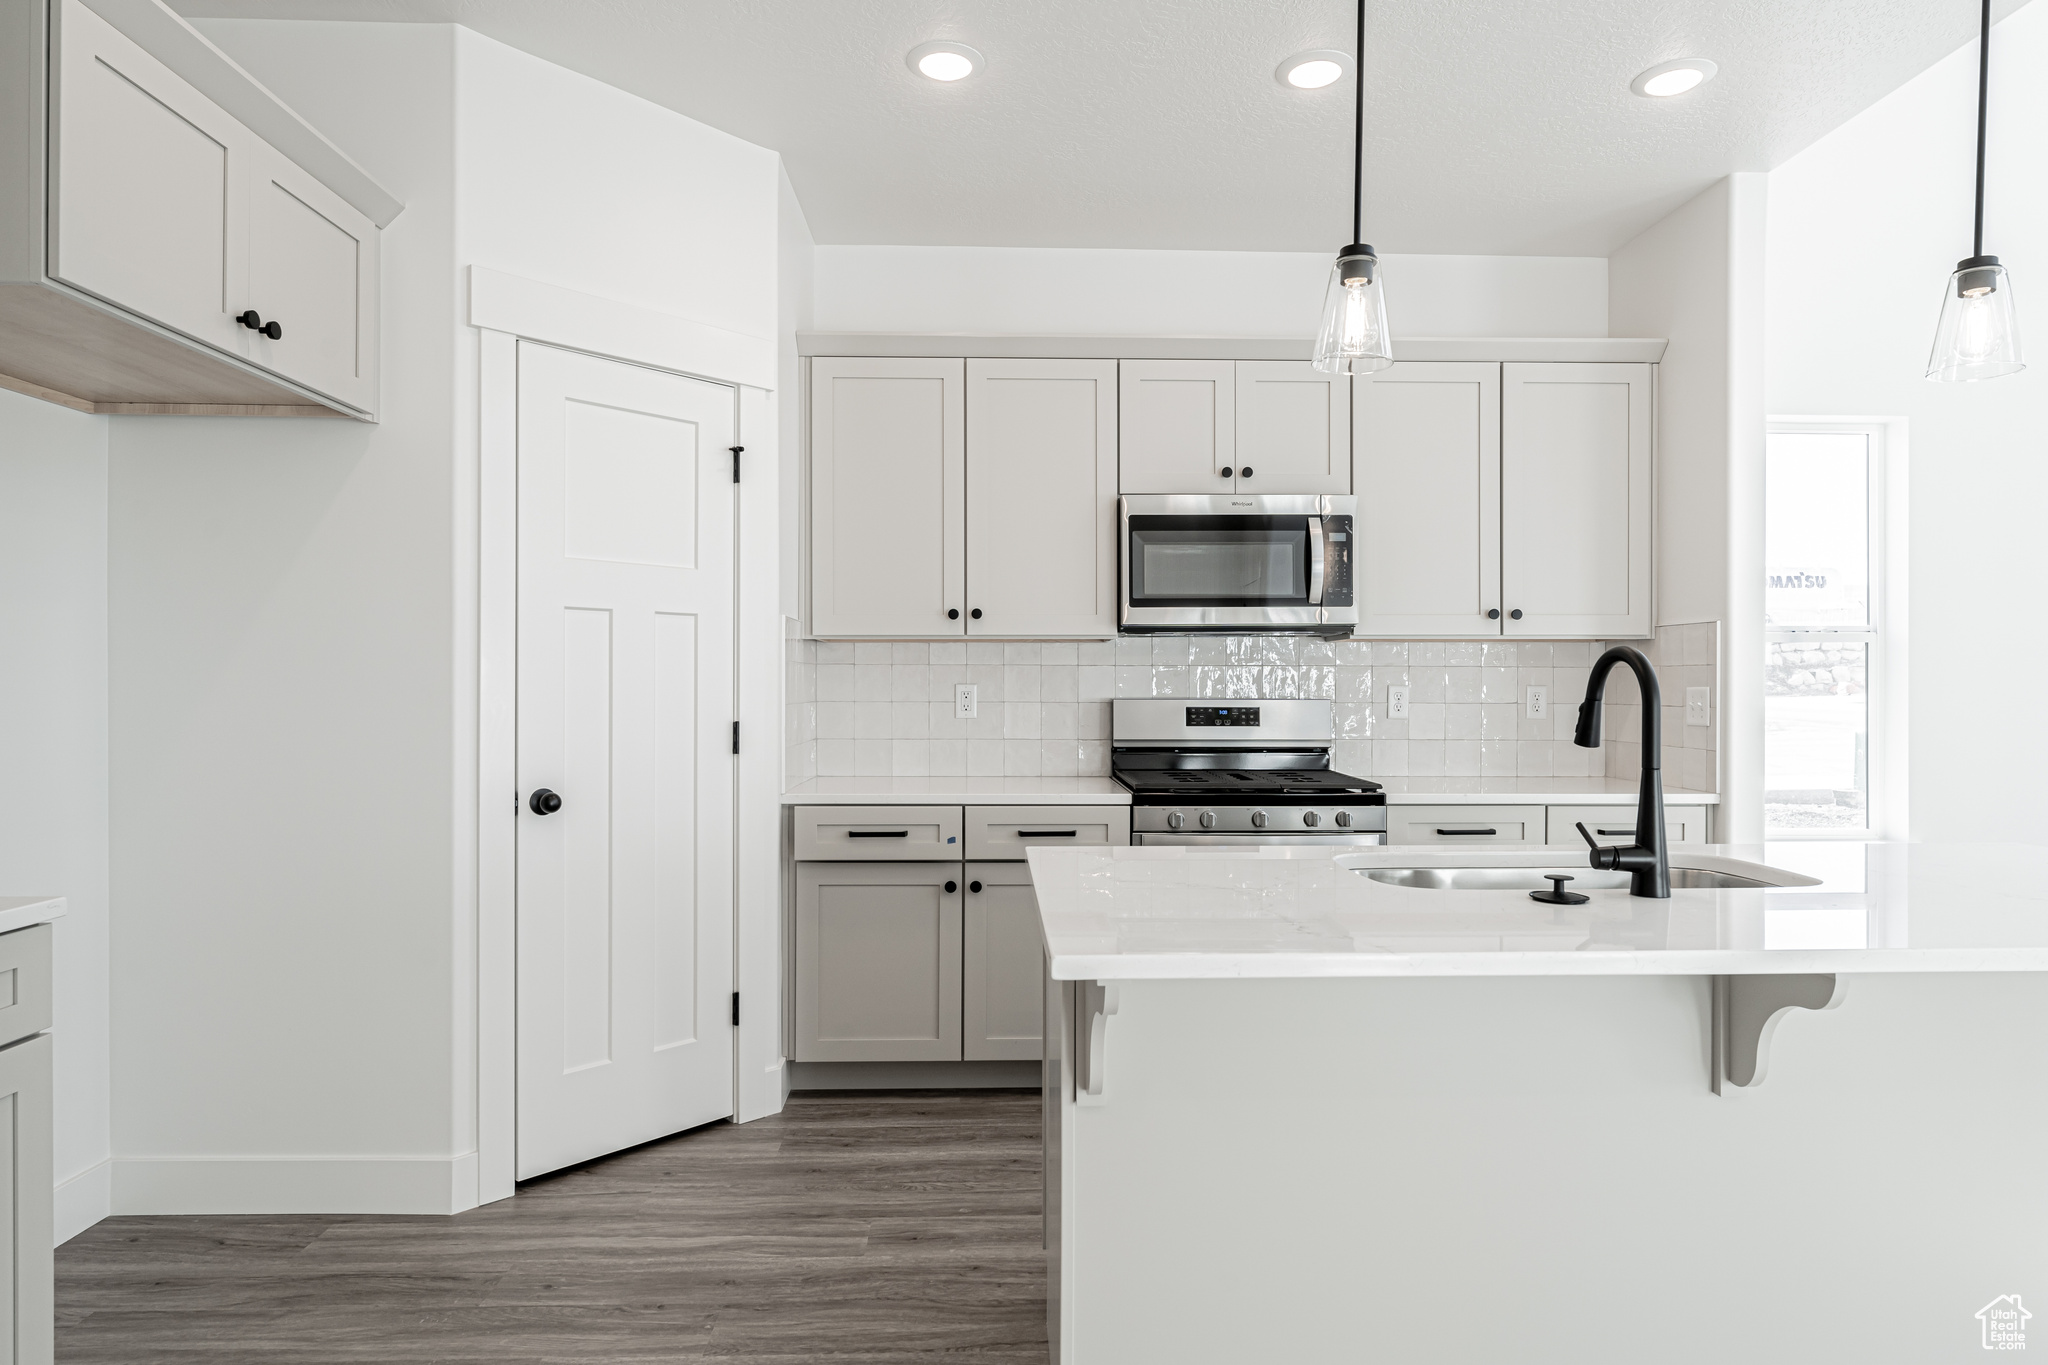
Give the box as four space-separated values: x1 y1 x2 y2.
928 739 967 775
1004 703 1042 739
853 739 892 775
1004 642 1042 665
1005 665 1043 702
967 738 1006 776
1004 740 1043 776
1372 739 1410 776
930 641 966 666
1040 741 1080 777
816 641 855 665
1041 641 1079 665
891 740 929 776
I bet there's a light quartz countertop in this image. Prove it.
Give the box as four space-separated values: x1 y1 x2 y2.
0 897 66 936
780 776 1717 806
1026 842 2048 980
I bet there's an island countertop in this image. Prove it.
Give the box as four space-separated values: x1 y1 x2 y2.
1026 842 2048 980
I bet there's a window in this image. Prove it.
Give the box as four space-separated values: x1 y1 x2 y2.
1764 421 1903 838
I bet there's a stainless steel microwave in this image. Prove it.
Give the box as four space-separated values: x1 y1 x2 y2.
1119 495 1357 634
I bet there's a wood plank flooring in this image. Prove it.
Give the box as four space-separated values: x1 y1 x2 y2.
55 1091 1048 1364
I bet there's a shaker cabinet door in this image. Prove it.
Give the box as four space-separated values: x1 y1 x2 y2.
1118 360 1235 493
244 147 377 411
965 359 1118 637
963 863 1045 1062
1352 362 1502 636
0 1035 53 1365
1234 361 1350 493
1500 363 1652 637
793 862 963 1062
810 358 966 637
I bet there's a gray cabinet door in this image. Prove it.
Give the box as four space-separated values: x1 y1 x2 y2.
963 863 1045 1062
794 862 962 1062
1118 360 1235 493
0 1034 52 1365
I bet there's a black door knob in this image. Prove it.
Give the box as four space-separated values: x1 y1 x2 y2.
970 608 982 619
528 788 562 815
1239 466 1253 478
1487 608 1501 619
1510 609 1523 620
948 608 960 619
944 880 958 893
969 880 983 893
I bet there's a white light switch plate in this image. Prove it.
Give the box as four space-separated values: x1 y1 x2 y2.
955 684 978 719
1526 686 1547 719
1387 685 1409 718
1685 686 1710 726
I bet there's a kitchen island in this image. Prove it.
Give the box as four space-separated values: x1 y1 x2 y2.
1031 842 2048 1363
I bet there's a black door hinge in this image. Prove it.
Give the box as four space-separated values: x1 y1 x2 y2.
731 991 740 1026
730 445 743 483
731 720 740 754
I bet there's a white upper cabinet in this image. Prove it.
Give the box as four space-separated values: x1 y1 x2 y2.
242 146 377 412
810 358 966 637
965 359 1118 637
1353 361 1501 636
1234 361 1350 493
1118 360 1234 493
1500 362 1652 637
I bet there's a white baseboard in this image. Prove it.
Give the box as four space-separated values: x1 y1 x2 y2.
113 1152 481 1216
54 1158 112 1244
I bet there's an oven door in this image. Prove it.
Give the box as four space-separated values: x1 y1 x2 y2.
1132 832 1388 847
1120 495 1354 631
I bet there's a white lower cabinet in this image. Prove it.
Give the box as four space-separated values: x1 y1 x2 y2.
963 863 1046 1062
0 926 53 1365
1387 805 1545 847
1548 804 1709 846
793 862 963 1063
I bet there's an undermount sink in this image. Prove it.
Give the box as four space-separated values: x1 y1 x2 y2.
1358 865 1793 891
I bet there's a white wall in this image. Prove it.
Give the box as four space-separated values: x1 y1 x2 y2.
110 20 465 1214
0 390 111 1241
813 247 1607 338
1608 174 1769 841
1768 1 2048 843
778 168 815 619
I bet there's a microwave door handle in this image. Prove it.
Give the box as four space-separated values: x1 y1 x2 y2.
1306 518 1326 605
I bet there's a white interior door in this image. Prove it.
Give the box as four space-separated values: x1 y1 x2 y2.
516 341 736 1180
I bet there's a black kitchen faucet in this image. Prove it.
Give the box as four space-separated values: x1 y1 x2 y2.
1570 645 1670 898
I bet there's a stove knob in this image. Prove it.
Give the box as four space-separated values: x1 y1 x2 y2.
1167 811 1185 830
1251 811 1268 829
1335 811 1353 828
1303 811 1321 827
1198 811 1217 829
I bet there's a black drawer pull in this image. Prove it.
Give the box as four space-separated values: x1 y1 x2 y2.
1017 830 1078 837
1436 828 1498 836
847 830 910 838
1593 828 1633 838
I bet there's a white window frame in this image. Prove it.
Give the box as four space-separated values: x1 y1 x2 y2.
1763 417 1908 840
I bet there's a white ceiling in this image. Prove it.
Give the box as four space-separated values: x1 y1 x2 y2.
173 0 2032 255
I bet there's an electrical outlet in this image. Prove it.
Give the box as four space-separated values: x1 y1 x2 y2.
955 684 979 719
1386 685 1409 719
1686 686 1711 727
1526 686 1547 719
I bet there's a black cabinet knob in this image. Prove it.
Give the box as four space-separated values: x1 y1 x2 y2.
948 608 960 619
969 880 983 893
528 788 562 815
1220 467 1234 478
944 880 958 893
237 310 282 340
1487 608 1501 620
970 608 982 619
1239 466 1253 478
1510 609 1523 620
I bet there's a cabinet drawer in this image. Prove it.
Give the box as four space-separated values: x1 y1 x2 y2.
1387 805 1543 846
964 805 1130 860
0 926 52 1052
793 863 962 1063
964 863 1045 1062
1548 805 1710 846
793 805 962 861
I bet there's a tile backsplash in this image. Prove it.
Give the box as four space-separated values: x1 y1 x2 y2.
784 622 1719 792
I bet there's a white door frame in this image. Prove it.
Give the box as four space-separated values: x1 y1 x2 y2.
469 266 786 1207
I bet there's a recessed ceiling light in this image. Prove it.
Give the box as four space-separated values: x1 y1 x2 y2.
1630 58 1718 98
907 41 983 82
1275 50 1353 90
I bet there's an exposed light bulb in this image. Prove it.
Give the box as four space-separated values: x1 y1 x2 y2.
1927 257 2024 382
1312 247 1392 375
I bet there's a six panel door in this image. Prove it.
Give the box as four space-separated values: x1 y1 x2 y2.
811 358 966 636
1353 361 1503 636
1235 361 1350 493
1117 360 1235 493
1501 362 1653 637
515 341 737 1180
963 863 1046 1061
794 862 964 1062
966 359 1119 636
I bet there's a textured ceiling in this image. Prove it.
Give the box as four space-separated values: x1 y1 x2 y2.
172 0 2033 254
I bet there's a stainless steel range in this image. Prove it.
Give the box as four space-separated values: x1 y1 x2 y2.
1110 699 1388 846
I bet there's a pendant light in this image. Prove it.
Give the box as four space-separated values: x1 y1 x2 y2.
1311 0 1392 375
1927 0 2024 381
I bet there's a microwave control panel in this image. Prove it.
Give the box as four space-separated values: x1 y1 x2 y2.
1323 516 1354 607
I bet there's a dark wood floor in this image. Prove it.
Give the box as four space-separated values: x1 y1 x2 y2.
56 1091 1048 1364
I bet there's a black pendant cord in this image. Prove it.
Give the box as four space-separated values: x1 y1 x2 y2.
1351 0 1365 243
1974 0 1990 258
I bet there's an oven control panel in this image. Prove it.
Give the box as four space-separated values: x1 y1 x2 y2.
1184 706 1260 727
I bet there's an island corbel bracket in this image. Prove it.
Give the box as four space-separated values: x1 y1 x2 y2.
1711 974 1845 1094
1074 980 1120 1103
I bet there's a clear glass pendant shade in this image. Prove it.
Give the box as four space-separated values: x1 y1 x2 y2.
1927 257 2024 382
1311 247 1392 375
